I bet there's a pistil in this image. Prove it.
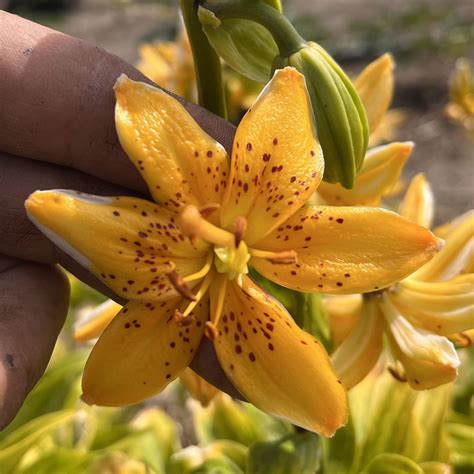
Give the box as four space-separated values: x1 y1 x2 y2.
180 205 235 249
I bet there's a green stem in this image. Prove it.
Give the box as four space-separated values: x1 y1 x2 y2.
201 1 306 58
180 0 227 119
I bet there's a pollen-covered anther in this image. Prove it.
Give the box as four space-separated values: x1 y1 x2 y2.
204 321 218 341
387 365 407 383
166 267 197 301
234 216 247 247
174 310 195 326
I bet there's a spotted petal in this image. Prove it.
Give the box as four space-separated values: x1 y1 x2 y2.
82 296 208 406
25 190 209 301
211 276 347 436
251 206 442 294
318 142 412 206
354 53 394 135
399 173 434 228
331 296 384 389
221 67 324 245
381 295 459 390
115 75 229 211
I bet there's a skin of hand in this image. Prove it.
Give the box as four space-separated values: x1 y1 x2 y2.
0 11 240 429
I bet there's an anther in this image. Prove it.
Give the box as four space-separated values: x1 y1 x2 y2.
450 332 472 348
167 266 197 301
234 216 247 247
174 310 195 326
204 321 218 340
199 203 220 219
387 366 407 383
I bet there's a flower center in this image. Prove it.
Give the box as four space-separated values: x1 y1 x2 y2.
179 204 250 281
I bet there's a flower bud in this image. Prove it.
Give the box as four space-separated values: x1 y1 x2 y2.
275 42 369 188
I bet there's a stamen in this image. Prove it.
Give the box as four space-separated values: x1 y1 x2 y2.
199 203 220 219
204 321 218 340
180 205 235 248
180 270 213 318
174 311 195 326
183 252 214 283
234 216 247 247
167 264 197 301
450 332 472 348
211 278 228 328
249 248 298 264
387 366 407 383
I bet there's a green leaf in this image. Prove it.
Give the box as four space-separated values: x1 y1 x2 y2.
361 453 423 474
321 414 356 474
246 432 320 474
0 410 76 473
447 421 474 469
17 449 96 474
194 396 264 446
199 9 278 83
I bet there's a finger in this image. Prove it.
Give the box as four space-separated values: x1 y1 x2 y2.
0 11 235 193
0 257 69 429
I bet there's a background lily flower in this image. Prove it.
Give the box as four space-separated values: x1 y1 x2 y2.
26 67 441 436
331 174 473 390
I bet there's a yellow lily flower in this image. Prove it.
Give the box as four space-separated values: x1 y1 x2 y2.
444 58 474 136
137 29 197 102
318 54 408 206
26 68 441 435
331 174 473 390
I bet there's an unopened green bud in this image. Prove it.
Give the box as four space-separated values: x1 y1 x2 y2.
279 42 368 188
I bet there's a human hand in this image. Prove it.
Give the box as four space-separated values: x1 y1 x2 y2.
0 11 238 429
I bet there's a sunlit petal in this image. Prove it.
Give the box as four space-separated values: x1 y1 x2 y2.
75 299 122 343
389 275 474 336
212 277 347 436
411 210 474 282
381 295 460 389
331 296 384 389
25 190 209 301
399 173 435 228
221 67 324 245
82 296 208 406
115 75 229 211
354 53 394 135
318 141 412 206
251 205 442 294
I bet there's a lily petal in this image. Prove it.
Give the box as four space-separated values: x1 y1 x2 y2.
25 190 209 301
331 296 384 389
324 294 362 347
411 210 474 282
318 141 412 206
354 53 394 135
221 67 324 245
381 295 460 389
212 276 347 436
389 275 474 335
115 75 229 211
75 299 122 342
399 173 435 228
82 296 208 406
434 210 474 238
251 206 442 294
